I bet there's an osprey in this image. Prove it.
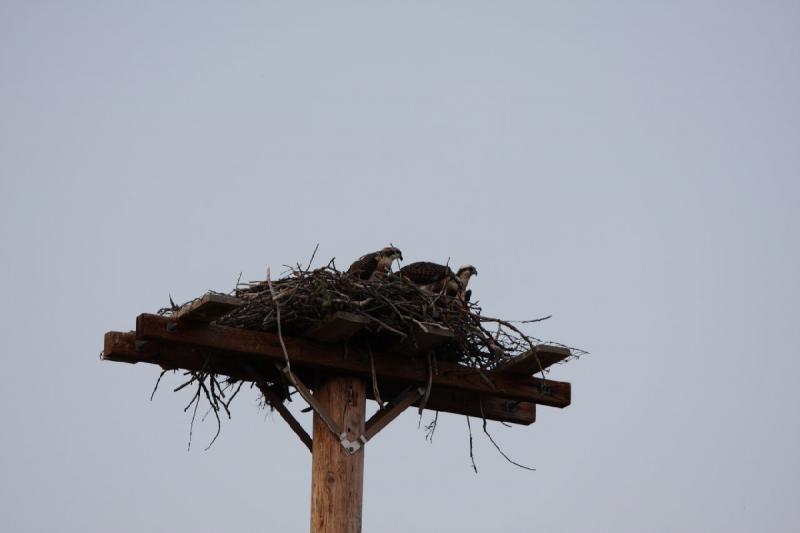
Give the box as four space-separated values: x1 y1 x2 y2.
399 262 477 299
454 265 478 299
346 246 403 280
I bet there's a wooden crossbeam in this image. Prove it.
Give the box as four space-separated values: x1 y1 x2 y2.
134 313 570 407
175 293 243 323
242 362 313 452
411 389 534 425
493 345 572 375
103 331 537 424
364 386 425 441
258 381 313 452
103 330 284 383
280 364 345 442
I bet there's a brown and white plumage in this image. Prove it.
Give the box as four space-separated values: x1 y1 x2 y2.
455 265 478 290
347 246 403 280
400 262 478 299
454 265 478 300
398 262 456 293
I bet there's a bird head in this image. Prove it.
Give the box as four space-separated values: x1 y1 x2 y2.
457 265 478 280
379 246 403 262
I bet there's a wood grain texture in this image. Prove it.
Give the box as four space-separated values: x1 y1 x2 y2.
310 376 366 533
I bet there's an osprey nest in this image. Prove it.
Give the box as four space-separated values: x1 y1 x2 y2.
151 257 583 453
162 263 573 370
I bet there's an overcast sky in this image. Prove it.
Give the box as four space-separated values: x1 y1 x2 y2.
1 2 798 532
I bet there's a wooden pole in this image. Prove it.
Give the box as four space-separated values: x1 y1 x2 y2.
310 375 366 533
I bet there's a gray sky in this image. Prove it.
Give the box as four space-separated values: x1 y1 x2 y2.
1 2 798 532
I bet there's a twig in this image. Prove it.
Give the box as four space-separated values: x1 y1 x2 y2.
425 411 439 442
418 350 433 415
232 271 243 293
267 266 291 371
199 379 222 451
355 310 408 339
150 369 168 401
466 416 478 473
305 243 320 272
187 383 201 451
367 344 383 408
480 401 536 471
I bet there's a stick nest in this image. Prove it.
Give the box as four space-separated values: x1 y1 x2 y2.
161 263 582 370
152 259 585 457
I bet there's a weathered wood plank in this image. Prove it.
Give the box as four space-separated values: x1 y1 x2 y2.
135 314 570 407
104 331 537 424
303 312 370 342
175 293 243 323
104 330 283 383
242 361 313 452
364 387 425 441
413 389 535 425
281 365 344 439
388 322 454 355
103 331 140 364
257 381 313 452
493 345 572 375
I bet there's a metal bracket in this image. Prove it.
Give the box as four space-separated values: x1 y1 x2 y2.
275 364 427 455
362 386 426 444
340 433 368 455
277 364 368 455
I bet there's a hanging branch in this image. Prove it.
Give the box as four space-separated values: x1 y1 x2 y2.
480 401 536 471
150 369 168 401
367 344 383 408
151 361 246 451
466 416 478 473
418 350 434 415
424 411 439 443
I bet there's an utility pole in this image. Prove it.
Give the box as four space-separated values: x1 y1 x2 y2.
102 295 573 533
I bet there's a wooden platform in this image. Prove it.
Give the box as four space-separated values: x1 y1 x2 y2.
174 293 243 322
103 312 571 425
493 345 572 375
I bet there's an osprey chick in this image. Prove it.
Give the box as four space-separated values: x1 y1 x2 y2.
399 262 478 299
398 261 456 293
347 246 403 280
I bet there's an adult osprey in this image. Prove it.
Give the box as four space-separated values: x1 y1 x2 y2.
346 246 403 280
399 262 478 298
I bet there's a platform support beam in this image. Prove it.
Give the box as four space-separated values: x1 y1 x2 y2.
310 375 366 533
